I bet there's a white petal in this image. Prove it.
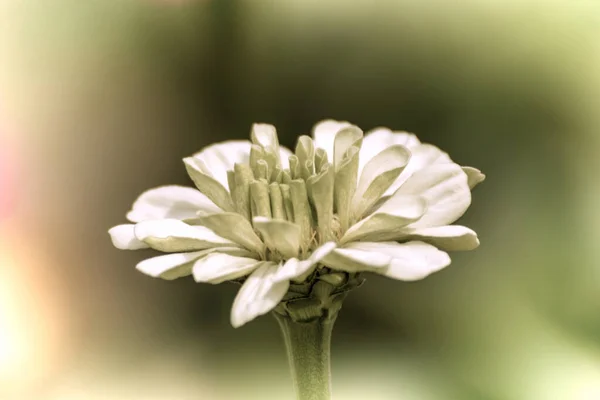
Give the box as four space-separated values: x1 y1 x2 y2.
193 253 263 284
358 127 421 173
279 146 293 169
321 247 391 273
134 219 234 252
136 251 208 280
341 214 417 244
197 212 264 254
311 120 352 161
251 124 278 148
191 140 251 188
462 166 486 189
408 143 452 165
341 195 426 244
183 157 235 212
253 217 301 258
333 146 360 232
346 241 451 281
230 262 290 328
126 185 221 223
400 225 480 251
353 145 411 218
377 192 428 216
108 224 149 250
385 143 453 196
273 242 337 283
137 247 254 281
333 125 363 171
251 123 285 170
395 163 471 228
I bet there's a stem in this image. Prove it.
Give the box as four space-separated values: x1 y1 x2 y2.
274 313 337 400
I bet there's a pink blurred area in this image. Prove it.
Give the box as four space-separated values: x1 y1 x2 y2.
0 118 69 398
0 136 16 220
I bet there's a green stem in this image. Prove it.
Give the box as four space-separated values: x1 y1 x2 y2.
274 313 337 400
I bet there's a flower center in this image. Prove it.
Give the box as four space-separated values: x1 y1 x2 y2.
225 134 352 262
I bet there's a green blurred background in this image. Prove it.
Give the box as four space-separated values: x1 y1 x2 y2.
1 1 600 399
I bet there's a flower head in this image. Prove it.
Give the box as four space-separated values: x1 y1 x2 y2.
109 121 484 327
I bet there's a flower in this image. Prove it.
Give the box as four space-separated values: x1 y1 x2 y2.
109 120 484 327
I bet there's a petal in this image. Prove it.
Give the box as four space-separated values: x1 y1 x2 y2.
462 166 486 190
190 140 251 188
295 136 315 180
183 157 235 212
251 123 284 172
273 242 337 283
333 125 363 171
193 253 263 284
334 146 360 232
340 213 418 244
135 248 251 280
134 219 234 252
377 191 428 215
252 217 301 258
126 185 221 223
358 127 421 173
385 143 453 196
197 212 264 254
279 146 293 169
311 120 352 161
395 163 471 228
399 225 480 251
353 145 411 219
346 241 451 281
306 163 335 241
230 262 290 328
341 195 427 244
251 123 279 149
108 224 149 250
136 251 206 280
321 247 391 273
408 143 452 165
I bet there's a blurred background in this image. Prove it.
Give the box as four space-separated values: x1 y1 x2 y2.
1 0 600 399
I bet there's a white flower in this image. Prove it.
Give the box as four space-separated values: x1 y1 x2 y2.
109 121 484 327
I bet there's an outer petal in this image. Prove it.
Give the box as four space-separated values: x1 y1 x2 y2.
352 145 411 218
137 247 254 280
358 128 421 174
394 163 471 228
345 241 451 281
193 253 263 284
197 212 264 255
385 143 453 196
334 146 360 232
253 217 301 258
462 167 486 190
333 125 363 171
341 195 426 244
311 120 352 161
136 251 206 280
321 247 391 273
191 140 251 189
126 185 221 223
134 219 234 252
398 225 480 251
183 157 235 212
273 242 337 283
108 224 149 250
230 262 290 328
